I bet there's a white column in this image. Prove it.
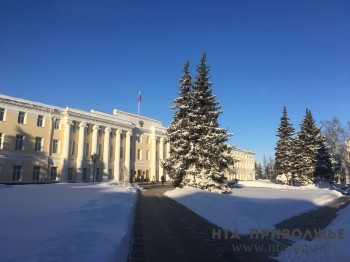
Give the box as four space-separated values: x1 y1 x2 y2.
90 125 99 181
61 119 73 182
124 131 131 182
166 142 170 158
103 127 111 180
151 130 157 181
159 137 164 179
76 122 86 182
114 129 122 181
166 142 171 181
244 155 246 180
91 125 99 155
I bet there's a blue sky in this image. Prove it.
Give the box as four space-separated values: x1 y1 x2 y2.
1 0 349 163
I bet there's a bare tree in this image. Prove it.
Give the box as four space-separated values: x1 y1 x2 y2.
321 118 350 184
255 162 263 179
261 155 275 180
268 156 275 180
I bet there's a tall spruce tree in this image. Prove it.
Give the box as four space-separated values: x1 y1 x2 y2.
182 53 233 193
294 109 320 185
275 106 295 185
163 61 193 186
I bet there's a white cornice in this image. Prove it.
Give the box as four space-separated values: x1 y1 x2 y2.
112 109 162 125
65 109 135 130
230 145 255 155
0 93 167 133
0 94 64 114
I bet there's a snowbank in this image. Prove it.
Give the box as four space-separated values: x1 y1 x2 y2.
165 180 342 235
0 182 137 261
277 204 350 262
237 180 338 190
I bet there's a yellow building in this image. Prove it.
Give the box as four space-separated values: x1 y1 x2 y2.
227 147 255 181
0 94 169 184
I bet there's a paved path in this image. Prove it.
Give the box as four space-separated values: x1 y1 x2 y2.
275 195 350 239
128 186 350 262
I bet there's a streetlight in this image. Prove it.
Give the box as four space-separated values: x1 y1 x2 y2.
91 154 99 182
47 156 52 184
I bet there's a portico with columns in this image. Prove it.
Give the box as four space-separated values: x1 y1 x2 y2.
55 107 169 184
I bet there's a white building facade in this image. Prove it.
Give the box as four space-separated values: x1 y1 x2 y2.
227 147 256 181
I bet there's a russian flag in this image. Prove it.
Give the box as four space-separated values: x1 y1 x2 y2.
138 91 142 102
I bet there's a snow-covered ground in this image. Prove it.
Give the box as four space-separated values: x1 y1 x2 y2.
165 180 342 235
0 182 137 262
277 204 350 262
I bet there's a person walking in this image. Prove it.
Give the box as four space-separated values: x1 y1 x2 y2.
161 175 165 186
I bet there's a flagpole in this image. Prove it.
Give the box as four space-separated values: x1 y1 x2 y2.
138 91 141 115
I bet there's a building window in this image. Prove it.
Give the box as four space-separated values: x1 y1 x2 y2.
52 139 59 154
85 125 90 135
120 147 123 159
68 168 74 181
37 115 44 127
54 118 60 129
98 129 102 137
35 137 43 152
69 141 76 155
0 133 3 149
15 135 25 151
32 166 41 181
109 145 113 158
0 108 6 121
18 111 26 124
146 150 150 160
50 167 58 181
97 144 102 156
83 168 88 181
84 143 89 156
70 122 76 133
13 166 22 181
137 149 142 160
110 131 113 139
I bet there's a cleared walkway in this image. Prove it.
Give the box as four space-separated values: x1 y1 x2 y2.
128 186 273 262
128 186 350 262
